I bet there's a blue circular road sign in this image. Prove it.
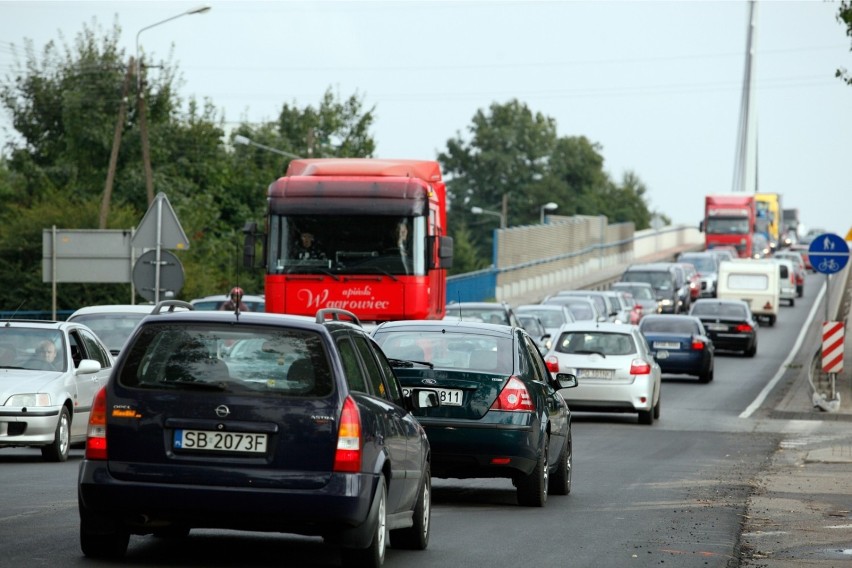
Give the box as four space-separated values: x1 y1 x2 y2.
808 233 850 275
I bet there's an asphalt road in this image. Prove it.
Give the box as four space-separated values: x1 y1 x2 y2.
0 272 828 568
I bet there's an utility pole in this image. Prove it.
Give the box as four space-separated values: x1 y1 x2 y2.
100 57 135 229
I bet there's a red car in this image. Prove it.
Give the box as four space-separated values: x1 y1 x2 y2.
677 262 702 302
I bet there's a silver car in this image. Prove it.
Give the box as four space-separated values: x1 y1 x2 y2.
516 304 576 339
544 322 662 425
0 319 113 461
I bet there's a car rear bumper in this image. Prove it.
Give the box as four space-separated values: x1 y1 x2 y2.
78 460 378 539
418 417 539 479
707 333 755 353
560 378 655 413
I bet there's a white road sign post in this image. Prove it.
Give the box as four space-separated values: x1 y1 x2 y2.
130 193 190 303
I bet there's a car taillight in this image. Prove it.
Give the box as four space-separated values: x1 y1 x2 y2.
629 359 652 375
85 387 108 460
490 376 534 412
691 338 705 350
334 396 362 473
735 323 754 333
545 355 560 373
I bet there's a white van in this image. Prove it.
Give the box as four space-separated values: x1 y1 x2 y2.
773 258 797 307
717 259 780 326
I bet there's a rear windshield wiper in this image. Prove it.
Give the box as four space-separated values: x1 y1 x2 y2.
388 358 434 369
572 350 607 358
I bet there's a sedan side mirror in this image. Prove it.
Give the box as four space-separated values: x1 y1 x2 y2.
555 373 577 389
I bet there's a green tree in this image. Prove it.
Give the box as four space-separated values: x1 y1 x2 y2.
438 100 656 263
839 1 852 85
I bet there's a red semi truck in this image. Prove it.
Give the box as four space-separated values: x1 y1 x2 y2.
243 158 454 322
701 194 756 258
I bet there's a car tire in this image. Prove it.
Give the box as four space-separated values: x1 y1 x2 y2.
698 363 714 384
80 516 129 559
390 466 431 550
342 478 387 568
517 441 548 507
745 343 757 358
653 394 661 420
41 406 70 462
550 433 572 496
638 397 655 425
789 298 795 307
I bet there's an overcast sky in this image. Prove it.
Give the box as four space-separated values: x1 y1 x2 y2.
2 0 851 236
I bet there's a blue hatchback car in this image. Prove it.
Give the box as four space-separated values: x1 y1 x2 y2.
78 302 437 567
638 314 715 383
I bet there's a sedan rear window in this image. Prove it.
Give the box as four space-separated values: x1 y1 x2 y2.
376 331 513 374
118 324 333 397
555 332 636 356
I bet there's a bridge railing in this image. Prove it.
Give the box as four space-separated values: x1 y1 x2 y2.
448 217 703 306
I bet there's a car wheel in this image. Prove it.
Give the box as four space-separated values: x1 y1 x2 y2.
550 432 572 496
342 478 387 568
41 406 70 462
517 441 548 507
768 315 776 327
390 465 431 550
746 343 757 357
653 394 661 420
638 396 655 425
80 516 129 559
698 363 714 384
789 298 795 307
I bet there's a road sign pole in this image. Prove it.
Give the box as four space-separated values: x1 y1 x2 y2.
155 198 163 303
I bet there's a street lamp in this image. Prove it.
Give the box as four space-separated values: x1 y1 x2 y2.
234 135 303 159
540 202 558 224
135 5 212 90
471 206 506 229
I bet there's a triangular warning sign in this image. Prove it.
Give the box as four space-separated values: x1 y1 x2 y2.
131 192 190 250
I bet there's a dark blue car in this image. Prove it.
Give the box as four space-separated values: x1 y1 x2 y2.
639 314 715 383
78 302 437 567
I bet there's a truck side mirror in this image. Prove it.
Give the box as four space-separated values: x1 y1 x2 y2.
429 235 454 269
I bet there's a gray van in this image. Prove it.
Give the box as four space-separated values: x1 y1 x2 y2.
619 263 681 314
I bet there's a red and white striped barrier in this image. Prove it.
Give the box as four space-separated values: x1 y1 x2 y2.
822 321 845 374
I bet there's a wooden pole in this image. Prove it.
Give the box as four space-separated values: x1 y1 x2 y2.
99 57 134 229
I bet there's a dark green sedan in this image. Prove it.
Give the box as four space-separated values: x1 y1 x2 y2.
372 319 577 507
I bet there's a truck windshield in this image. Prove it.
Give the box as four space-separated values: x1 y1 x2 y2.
267 215 426 276
706 217 750 235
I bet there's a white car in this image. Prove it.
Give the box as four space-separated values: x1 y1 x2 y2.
67 304 159 356
544 322 662 425
0 319 113 461
773 258 797 307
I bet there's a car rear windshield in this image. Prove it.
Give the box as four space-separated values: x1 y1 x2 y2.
640 319 699 334
554 331 636 356
622 271 672 290
118 323 333 397
375 331 513 374
680 255 717 273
